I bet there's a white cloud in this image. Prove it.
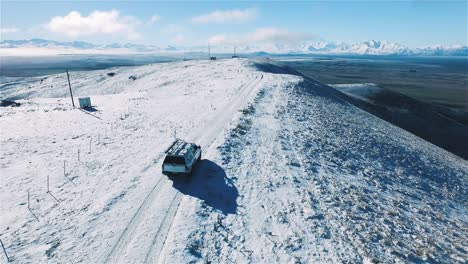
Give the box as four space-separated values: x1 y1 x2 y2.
46 10 141 39
160 24 184 34
1 27 20 34
157 24 187 45
192 8 256 24
209 34 230 45
209 27 314 45
249 28 313 43
147 15 161 25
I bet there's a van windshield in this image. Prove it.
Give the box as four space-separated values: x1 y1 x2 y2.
163 155 185 165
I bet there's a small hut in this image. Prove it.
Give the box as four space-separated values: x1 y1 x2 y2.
78 97 91 108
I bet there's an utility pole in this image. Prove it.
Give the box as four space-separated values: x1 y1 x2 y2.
66 69 75 107
234 46 236 57
208 42 211 60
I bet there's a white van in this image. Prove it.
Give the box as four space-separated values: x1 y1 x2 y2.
162 139 202 176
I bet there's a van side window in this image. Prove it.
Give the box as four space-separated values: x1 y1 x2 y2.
185 149 193 161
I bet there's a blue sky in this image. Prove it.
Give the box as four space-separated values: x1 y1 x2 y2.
1 0 466 47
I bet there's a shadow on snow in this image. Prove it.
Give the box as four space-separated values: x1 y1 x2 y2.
167 159 238 215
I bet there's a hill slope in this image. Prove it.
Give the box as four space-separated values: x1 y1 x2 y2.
160 61 468 263
0 59 466 263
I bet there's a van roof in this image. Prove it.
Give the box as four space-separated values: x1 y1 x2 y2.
165 139 193 156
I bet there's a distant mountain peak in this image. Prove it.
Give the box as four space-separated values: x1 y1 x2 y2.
363 40 382 48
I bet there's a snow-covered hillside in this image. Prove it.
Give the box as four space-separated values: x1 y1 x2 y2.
0 58 289 263
0 58 467 263
1 38 467 56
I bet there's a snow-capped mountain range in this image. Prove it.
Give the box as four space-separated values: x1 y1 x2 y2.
0 39 170 53
1 38 466 56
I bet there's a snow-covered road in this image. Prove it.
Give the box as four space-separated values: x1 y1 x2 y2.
0 58 467 263
105 73 264 264
0 59 278 263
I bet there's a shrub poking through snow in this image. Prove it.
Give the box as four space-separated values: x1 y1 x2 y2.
0 100 21 107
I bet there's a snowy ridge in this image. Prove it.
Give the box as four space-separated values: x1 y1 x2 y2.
161 61 467 263
1 38 467 56
0 58 467 263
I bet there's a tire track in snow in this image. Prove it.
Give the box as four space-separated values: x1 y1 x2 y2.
104 155 166 263
143 192 183 263
195 74 264 149
105 72 264 263
147 73 264 263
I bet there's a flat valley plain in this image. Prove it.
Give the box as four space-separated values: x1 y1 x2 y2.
281 55 468 111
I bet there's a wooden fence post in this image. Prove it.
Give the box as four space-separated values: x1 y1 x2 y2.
0 238 11 262
27 190 39 221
